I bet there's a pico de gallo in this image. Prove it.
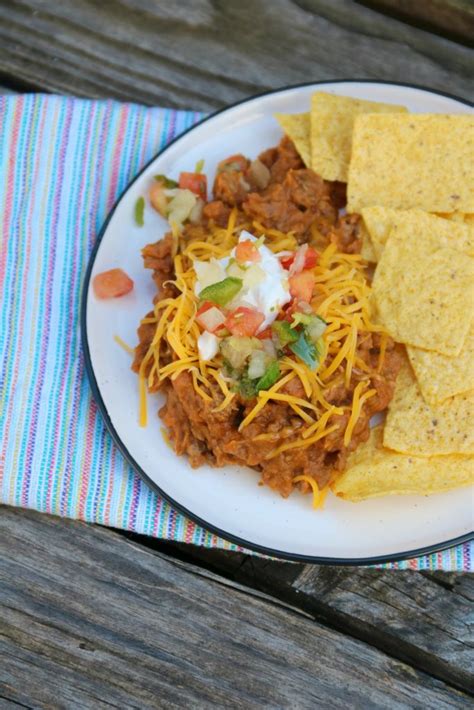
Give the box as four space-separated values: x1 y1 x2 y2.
192 230 327 398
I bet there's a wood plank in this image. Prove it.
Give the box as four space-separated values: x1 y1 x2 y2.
0 0 472 110
357 0 474 45
0 506 471 708
137 539 474 695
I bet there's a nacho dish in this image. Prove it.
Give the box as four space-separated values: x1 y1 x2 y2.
104 92 474 507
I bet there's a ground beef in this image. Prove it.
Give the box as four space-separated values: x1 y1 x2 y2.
242 168 337 242
329 213 362 254
133 136 402 498
157 337 401 495
213 169 250 207
259 135 305 183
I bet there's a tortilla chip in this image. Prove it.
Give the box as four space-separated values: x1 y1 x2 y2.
310 93 407 182
362 207 474 261
359 220 377 262
361 206 399 260
372 213 474 356
333 426 473 501
347 114 474 213
275 112 311 167
436 211 468 223
383 360 474 456
407 321 474 406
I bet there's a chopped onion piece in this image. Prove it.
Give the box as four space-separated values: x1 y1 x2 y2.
189 197 204 224
149 183 168 216
248 350 267 379
289 244 308 276
220 336 261 370
249 159 271 189
242 264 265 289
167 188 197 229
197 306 226 333
261 338 277 358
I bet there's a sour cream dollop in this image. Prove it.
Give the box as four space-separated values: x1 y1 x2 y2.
194 229 291 335
197 331 220 361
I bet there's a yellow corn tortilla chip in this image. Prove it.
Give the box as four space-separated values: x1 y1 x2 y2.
372 213 474 356
310 93 407 182
333 426 473 501
407 321 474 406
361 207 399 260
275 112 311 167
383 360 474 456
436 211 468 223
347 114 474 213
362 208 474 261
358 220 377 262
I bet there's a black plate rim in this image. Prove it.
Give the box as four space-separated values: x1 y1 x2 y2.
81 79 474 565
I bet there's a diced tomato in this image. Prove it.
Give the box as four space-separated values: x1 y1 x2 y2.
289 271 315 303
256 327 273 340
217 154 248 173
179 172 207 200
277 300 298 322
304 247 319 269
196 301 213 317
93 269 134 299
281 246 319 272
225 307 265 337
196 302 226 333
235 240 261 263
280 254 295 270
149 182 168 216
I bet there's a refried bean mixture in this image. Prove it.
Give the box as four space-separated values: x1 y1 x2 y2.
132 137 402 498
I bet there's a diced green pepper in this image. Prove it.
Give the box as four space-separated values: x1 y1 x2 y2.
199 277 243 306
256 360 280 391
195 159 205 174
237 376 258 399
291 312 312 327
154 174 178 188
235 359 280 398
291 313 327 343
272 320 298 347
289 332 320 370
134 196 145 227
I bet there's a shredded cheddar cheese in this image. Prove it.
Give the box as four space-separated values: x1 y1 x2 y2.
136 211 388 479
343 382 377 446
293 475 329 509
113 334 134 355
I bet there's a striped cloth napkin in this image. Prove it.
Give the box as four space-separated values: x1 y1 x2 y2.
0 94 471 570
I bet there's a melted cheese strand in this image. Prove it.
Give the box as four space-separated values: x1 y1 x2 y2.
343 383 377 446
136 213 383 461
293 475 321 508
113 334 134 355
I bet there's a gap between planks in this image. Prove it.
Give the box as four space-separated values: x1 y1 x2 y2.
1 505 473 708
119 530 474 696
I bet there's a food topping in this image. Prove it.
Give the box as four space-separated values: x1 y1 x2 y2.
129 94 472 508
93 268 134 299
132 133 403 501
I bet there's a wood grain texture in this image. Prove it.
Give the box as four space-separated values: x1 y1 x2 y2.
357 0 474 45
1 3 473 705
0 0 472 111
0 505 472 709
131 539 474 695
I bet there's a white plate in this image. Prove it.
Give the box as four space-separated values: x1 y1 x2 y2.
82 81 474 563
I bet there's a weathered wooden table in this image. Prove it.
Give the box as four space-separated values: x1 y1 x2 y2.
1 2 473 707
